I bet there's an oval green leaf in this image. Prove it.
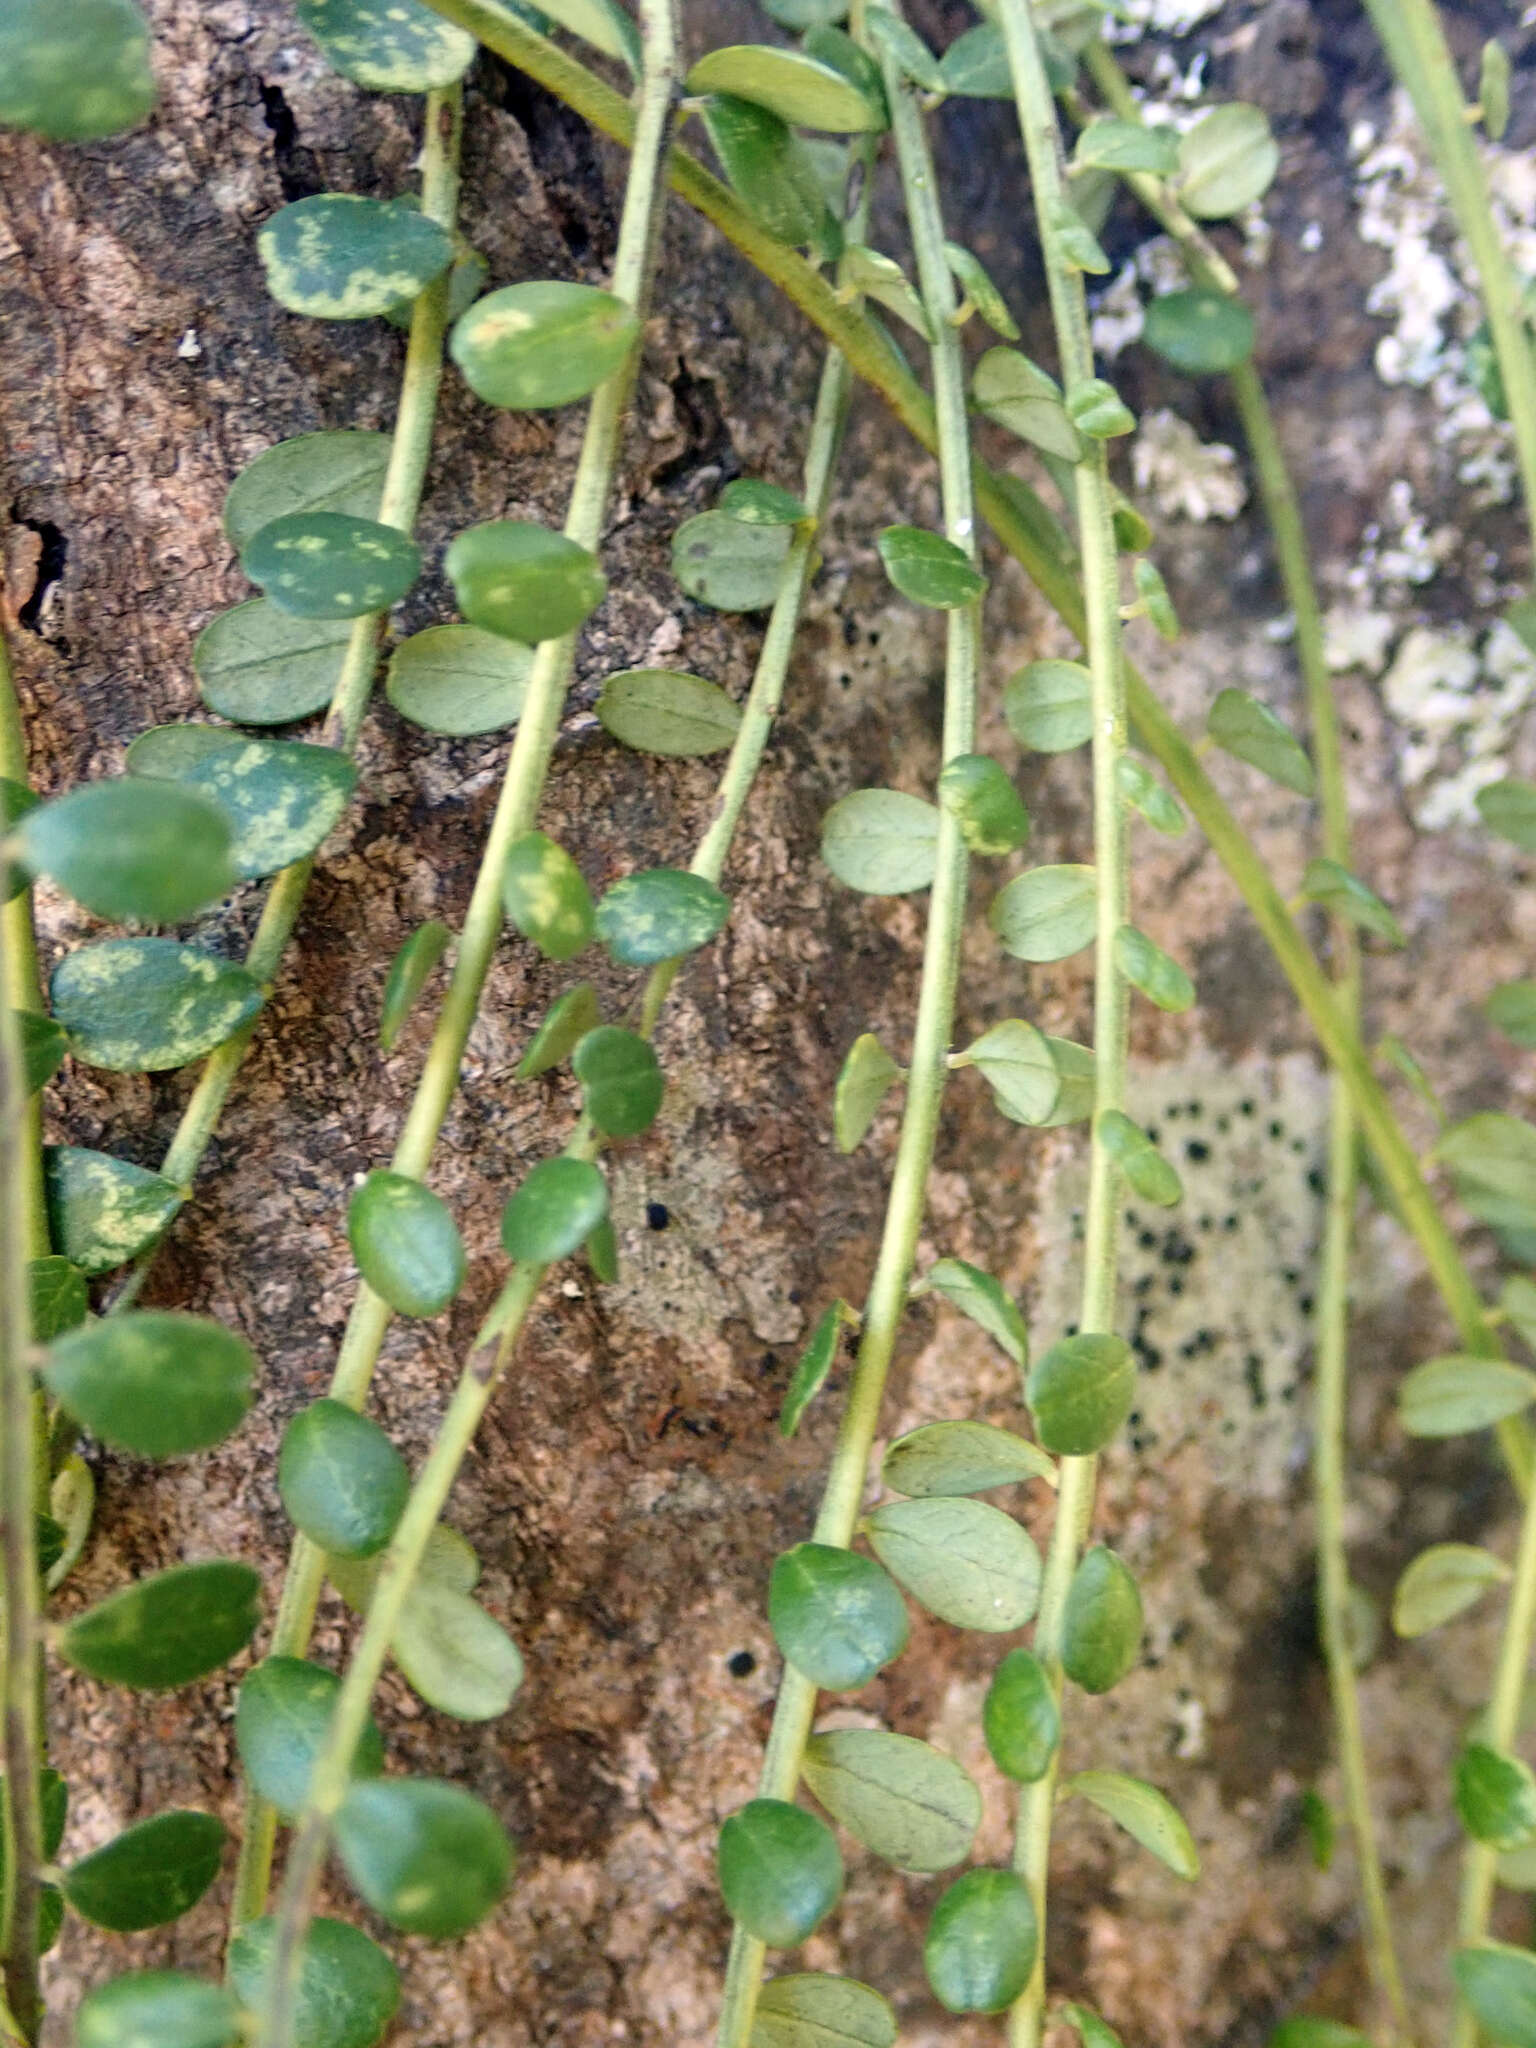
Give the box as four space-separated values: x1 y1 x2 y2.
983 1648 1060 1783
1061 1546 1142 1694
501 831 595 961
876 525 986 609
386 623 532 737
296 0 474 89
1073 117 1181 175
59 1559 262 1690
1477 778 1536 852
972 348 1082 461
348 1170 465 1318
1142 289 1255 374
821 788 940 895
697 95 841 255
1398 1355 1536 1437
258 194 452 321
18 1010 67 1096
937 754 1029 855
718 1799 843 1948
1097 1110 1182 1207
954 1019 1058 1128
1064 1769 1200 1878
1177 103 1279 219
194 600 355 726
223 431 391 550
1207 687 1315 795
924 1868 1037 2014
279 1399 409 1559
450 282 637 410
1117 754 1185 835
865 1496 1041 1632
180 739 357 880
1455 1745 1536 1850
884 1420 1054 1498
1066 376 1135 439
685 45 884 132
1436 1112 1536 1233
242 511 420 621
75 1973 240 2048
944 241 1019 339
1454 1942 1536 2047
721 478 809 526
834 1031 900 1152
16 780 234 925
42 1311 254 1460
800 1728 980 1872
28 1256 88 1343
1004 658 1092 752
392 1580 525 1722
751 1974 896 2048
1027 1333 1135 1456
501 1156 609 1263
989 865 1097 963
333 1778 514 1938
44 1145 181 1275
594 868 729 966
768 1542 909 1690
516 982 601 1080
228 1915 401 2048
0 0 155 143
63 1810 225 1932
125 724 240 780
779 1300 856 1439
1488 981 1536 1050
446 520 605 644
572 1025 664 1138
597 668 743 757
1299 857 1404 946
51 940 264 1074
673 508 793 612
925 1257 1029 1369
380 920 452 1050
235 1658 385 1820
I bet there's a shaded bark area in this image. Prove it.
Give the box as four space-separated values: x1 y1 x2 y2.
2 2 1535 2043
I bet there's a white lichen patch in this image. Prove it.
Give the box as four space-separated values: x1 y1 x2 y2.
1033 1058 1329 1500
1132 408 1247 522
1376 618 1535 828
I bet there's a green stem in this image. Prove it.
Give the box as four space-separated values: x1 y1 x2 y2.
108 82 465 1316
408 0 1526 1501
1359 0 1536 537
245 7 679 2011
0 708 43 2041
0 631 47 1267
995 7 1130 2040
717 26 982 2043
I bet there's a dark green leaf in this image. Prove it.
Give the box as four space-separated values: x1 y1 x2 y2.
1398 1354 1536 1437
924 1868 1037 2014
989 865 1097 963
865 1496 1041 1631
1066 377 1134 439
380 921 452 1050
125 724 239 779
44 1145 181 1275
386 623 532 736
18 1010 66 1095
223 431 391 549
1478 778 1536 852
884 1420 1053 1497
242 512 421 621
279 1399 409 1559
697 95 841 255
937 754 1029 855
451 282 637 409
51 940 264 1074
15 781 234 924
1004 658 1092 752
334 1778 514 1938
925 1258 1031 1369
973 349 1082 461
1028 1334 1134 1455
1142 289 1254 374
597 668 742 757
750 1974 896 2048
944 243 1018 339
501 832 594 962
41 1311 254 1460
74 1973 240 2048
1488 982 1536 1050
833 1032 901 1152
228 1916 400 2048
348 1170 465 1318
779 1300 856 1438
768 1542 908 1689
1267 2024 1373 2048
673 507 794 611
1116 755 1185 835
586 1217 619 1284
876 525 986 609
572 1026 663 1138
1299 858 1404 946
1064 1769 1200 1877
516 983 600 1080
721 478 808 527
1207 688 1315 795
1073 117 1181 175
1437 1112 1536 1233
800 1729 980 1871
194 600 354 726
983 1648 1059 1782
1455 1744 1536 1849
63 1811 224 1932
235 1658 384 1820
1177 104 1279 219
446 520 605 644
0 0 154 142
258 194 452 320
821 789 940 895
718 1800 843 1948
1300 1788 1336 1872
594 868 730 966
1097 1110 1182 1207
937 21 1011 98
296 0 474 89
1 777 37 903
954 1019 1058 1127
501 1156 609 1263
60 1559 262 1690
178 739 356 880
1061 1546 1142 1693
1454 1942 1536 2047
391 1579 525 1721
685 45 885 132
27 1257 87 1342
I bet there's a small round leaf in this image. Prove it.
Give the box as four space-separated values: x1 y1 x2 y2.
989 866 1097 963
865 1497 1041 1632
717 1799 843 1948
348 1170 465 1318
937 755 1029 855
279 1399 409 1559
834 1031 901 1152
75 1973 240 2048
684 45 885 132
800 1729 980 1872
924 1868 1037 2014
445 521 606 644
42 1312 254 1460
516 982 601 1080
1454 1943 1536 2048
955 1020 1058 1128
51 940 263 1074
753 1976 896 2048
1177 104 1279 219
391 1581 525 1722
1398 1355 1536 1438
387 623 532 737
1064 1769 1200 1878
1097 1109 1182 1207
44 1146 181 1276
1455 1745 1536 1850
884 1420 1053 1498
0 0 155 143
15 781 233 925
1061 1546 1142 1694
242 512 421 621
572 1026 664 1138
1004 659 1092 752
983 1648 1060 1782
672 508 793 612
451 282 637 409
228 1915 401 2048
1477 779 1536 853
1393 1544 1513 1638
768 1542 909 1689
59 1560 262 1690
1115 925 1195 1012
1142 290 1255 374
501 1156 609 1264
63 1811 225 1932
720 478 808 526
593 869 730 966
876 525 986 609
180 740 357 880
223 431 391 550
501 832 595 962
1207 687 1315 796
333 1778 514 1939
821 789 940 895
1027 1334 1135 1455
236 1658 385 1820
380 921 452 1050
194 600 355 726
596 669 742 757
258 194 452 321
296 0 474 90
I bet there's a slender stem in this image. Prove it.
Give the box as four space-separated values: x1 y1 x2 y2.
409 0 1528 1499
108 83 466 1316
995 9 1130 2041
0 798 43 2042
246 10 679 2016
1359 0 1536 536
0 632 46 1267
717 26 983 2043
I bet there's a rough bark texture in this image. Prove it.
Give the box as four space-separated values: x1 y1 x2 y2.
2 1 1535 2043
